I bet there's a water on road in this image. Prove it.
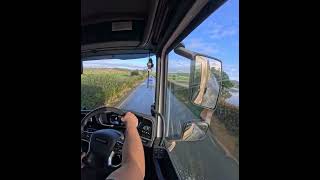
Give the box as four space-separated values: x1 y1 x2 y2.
118 77 155 115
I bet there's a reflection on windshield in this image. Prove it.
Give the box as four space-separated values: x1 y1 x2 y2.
201 74 219 107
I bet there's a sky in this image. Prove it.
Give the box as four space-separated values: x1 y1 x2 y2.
83 57 156 71
172 0 239 80
84 0 239 80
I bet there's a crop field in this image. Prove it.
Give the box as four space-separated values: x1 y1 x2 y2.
81 68 146 109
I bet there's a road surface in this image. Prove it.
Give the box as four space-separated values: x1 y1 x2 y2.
118 77 239 180
118 77 155 115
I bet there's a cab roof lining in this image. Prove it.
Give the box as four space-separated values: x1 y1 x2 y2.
81 0 227 60
81 0 157 59
81 0 150 25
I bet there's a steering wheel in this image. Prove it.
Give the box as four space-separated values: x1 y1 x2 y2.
81 106 125 169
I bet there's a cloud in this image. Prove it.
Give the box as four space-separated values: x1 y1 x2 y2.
223 64 239 81
83 59 151 70
209 60 222 71
185 38 220 55
168 58 191 73
206 22 238 39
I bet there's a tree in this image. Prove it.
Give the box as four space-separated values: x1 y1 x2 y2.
221 71 234 89
211 67 234 90
210 69 234 100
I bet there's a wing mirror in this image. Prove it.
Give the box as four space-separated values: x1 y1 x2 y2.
180 121 209 141
174 43 222 110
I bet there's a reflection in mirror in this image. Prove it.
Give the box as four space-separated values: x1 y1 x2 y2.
181 121 209 141
190 55 222 109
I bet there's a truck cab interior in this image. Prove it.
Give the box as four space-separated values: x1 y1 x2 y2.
81 0 226 179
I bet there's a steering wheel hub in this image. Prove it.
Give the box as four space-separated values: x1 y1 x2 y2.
81 107 125 170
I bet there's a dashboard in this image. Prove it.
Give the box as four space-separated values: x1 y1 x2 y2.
81 111 155 147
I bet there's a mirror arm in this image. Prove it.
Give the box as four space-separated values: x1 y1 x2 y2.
174 45 196 60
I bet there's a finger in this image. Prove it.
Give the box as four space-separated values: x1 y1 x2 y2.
121 112 128 121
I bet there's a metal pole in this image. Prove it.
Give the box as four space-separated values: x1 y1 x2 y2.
147 70 150 88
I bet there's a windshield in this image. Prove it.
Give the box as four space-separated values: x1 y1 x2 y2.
164 0 239 179
81 57 156 115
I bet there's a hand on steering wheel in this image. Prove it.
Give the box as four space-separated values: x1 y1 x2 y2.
121 112 138 129
81 111 137 169
81 107 125 170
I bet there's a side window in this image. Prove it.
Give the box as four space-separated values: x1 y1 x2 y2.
165 53 198 138
164 0 239 179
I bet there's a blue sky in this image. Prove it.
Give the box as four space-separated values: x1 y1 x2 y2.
172 0 239 80
84 0 238 80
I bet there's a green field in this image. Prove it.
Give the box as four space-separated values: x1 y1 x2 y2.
168 73 190 87
81 68 146 109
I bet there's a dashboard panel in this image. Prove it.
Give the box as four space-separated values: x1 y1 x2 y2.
137 117 152 139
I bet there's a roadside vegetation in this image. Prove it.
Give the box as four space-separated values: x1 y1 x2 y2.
81 68 146 109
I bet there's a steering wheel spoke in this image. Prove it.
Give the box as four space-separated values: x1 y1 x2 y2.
81 107 125 170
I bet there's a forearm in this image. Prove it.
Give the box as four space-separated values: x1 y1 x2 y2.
107 112 145 180
122 126 145 177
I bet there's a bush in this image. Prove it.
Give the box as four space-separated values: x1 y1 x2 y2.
130 70 140 76
214 101 239 136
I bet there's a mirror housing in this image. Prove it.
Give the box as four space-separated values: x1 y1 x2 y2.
180 121 209 141
174 43 222 110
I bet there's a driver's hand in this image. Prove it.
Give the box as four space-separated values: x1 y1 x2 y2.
121 112 138 129
81 152 86 168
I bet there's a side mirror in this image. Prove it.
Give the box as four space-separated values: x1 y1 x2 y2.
180 121 209 141
174 44 222 110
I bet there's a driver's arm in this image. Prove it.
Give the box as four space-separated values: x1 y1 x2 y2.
106 112 145 180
